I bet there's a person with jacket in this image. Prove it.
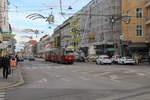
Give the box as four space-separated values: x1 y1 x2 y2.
0 56 3 68
148 56 150 64
2 55 10 79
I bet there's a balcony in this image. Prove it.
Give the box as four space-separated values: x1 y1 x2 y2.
145 0 150 8
146 16 150 24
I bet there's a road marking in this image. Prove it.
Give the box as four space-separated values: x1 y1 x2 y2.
0 92 5 100
24 67 31 69
94 72 111 76
79 76 90 81
123 70 136 74
32 67 37 69
55 75 62 78
109 75 120 83
54 67 59 69
136 73 145 76
61 78 70 82
37 78 48 84
39 67 43 69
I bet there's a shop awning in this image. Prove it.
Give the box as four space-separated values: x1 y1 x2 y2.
128 43 147 48
107 48 117 51
96 48 116 52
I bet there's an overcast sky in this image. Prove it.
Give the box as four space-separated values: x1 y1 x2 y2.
8 0 91 51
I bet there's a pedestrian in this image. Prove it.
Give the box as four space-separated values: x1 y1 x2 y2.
134 55 139 64
2 55 10 79
15 55 19 64
0 55 3 69
148 56 150 64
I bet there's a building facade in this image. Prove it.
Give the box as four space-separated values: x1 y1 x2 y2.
69 14 81 52
0 0 14 56
80 0 122 56
36 35 51 58
0 0 11 34
145 0 150 56
121 0 148 57
24 40 37 57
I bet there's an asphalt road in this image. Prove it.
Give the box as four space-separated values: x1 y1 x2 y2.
4 59 150 100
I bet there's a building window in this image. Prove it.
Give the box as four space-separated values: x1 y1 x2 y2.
136 8 143 18
136 25 143 37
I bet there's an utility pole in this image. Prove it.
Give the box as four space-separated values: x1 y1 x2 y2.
59 0 63 14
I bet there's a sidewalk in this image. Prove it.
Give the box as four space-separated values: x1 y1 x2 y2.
0 64 24 90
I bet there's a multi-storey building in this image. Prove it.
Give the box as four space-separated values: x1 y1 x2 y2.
80 0 122 56
0 0 11 34
53 14 81 53
145 0 150 56
121 0 148 57
24 40 37 57
0 0 15 56
69 14 81 52
59 19 71 49
36 35 51 58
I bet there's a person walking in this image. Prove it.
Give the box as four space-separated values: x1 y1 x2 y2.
148 56 150 64
134 55 139 64
0 55 3 69
2 55 10 79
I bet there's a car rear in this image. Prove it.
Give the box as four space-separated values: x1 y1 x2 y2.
102 57 112 64
124 57 135 64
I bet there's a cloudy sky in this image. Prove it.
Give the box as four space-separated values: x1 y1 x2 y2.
8 0 91 51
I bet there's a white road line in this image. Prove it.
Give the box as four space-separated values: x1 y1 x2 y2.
0 92 5 100
94 72 111 76
61 78 70 82
0 93 5 95
37 78 48 84
79 76 90 81
136 73 145 76
39 67 43 69
55 75 62 78
123 70 136 73
55 67 59 69
42 78 48 82
32 67 37 69
24 67 31 69
109 75 120 83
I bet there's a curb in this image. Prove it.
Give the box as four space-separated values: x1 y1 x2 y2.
0 66 24 91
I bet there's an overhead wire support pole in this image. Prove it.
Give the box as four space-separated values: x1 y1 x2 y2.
59 0 63 14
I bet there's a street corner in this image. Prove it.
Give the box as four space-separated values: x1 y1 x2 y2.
0 66 24 91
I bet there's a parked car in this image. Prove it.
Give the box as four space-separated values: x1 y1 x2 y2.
111 55 121 64
76 56 85 62
28 56 35 61
118 57 135 65
96 55 112 65
18 56 24 61
89 55 98 62
23 56 28 60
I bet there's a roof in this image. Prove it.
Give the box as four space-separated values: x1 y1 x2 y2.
28 40 37 45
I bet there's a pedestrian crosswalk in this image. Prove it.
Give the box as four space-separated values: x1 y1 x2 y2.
0 92 5 100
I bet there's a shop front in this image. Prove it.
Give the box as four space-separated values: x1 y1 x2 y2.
128 42 149 62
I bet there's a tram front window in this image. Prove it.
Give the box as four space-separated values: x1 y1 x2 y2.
65 51 74 55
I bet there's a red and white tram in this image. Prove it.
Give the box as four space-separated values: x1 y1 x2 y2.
45 48 74 64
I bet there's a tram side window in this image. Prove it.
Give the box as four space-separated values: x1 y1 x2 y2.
65 51 74 55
